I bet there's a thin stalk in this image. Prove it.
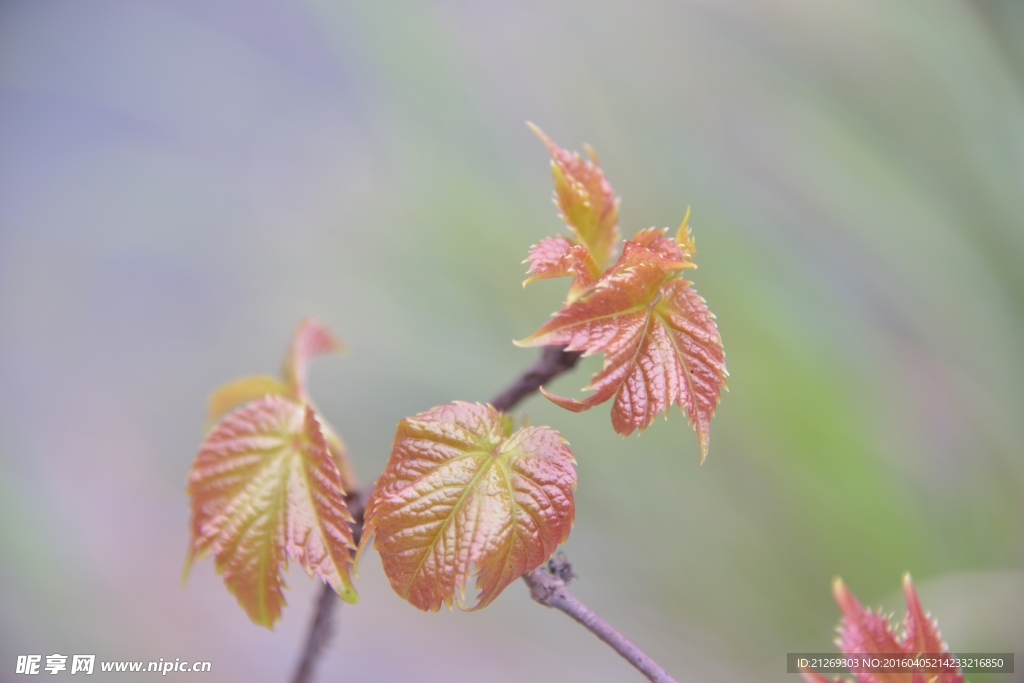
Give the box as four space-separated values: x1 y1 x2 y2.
522 567 678 683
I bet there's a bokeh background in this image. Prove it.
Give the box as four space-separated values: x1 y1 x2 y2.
1 0 1022 681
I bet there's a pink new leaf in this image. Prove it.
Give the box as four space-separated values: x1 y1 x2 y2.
525 235 574 275
186 396 357 628
187 319 358 626
833 578 908 683
632 227 695 271
900 574 948 659
528 123 621 271
805 576 965 683
519 240 726 461
524 236 601 302
361 402 576 612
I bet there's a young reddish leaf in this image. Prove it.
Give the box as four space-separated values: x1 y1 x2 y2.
361 402 576 612
186 395 357 628
805 576 964 683
518 241 727 461
900 574 948 659
282 317 344 400
832 578 907 683
525 235 574 275
528 123 621 270
632 227 694 271
524 237 601 302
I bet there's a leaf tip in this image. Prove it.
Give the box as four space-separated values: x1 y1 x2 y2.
298 317 346 353
675 205 696 256
525 120 550 146
180 552 194 588
522 274 540 288
337 583 360 605
687 408 713 464
832 576 857 615
253 609 280 631
902 572 921 612
539 386 591 413
512 335 537 348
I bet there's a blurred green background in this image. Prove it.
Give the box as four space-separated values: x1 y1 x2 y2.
1 1 1022 681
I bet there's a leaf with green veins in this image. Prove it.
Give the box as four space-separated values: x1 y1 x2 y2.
528 123 622 271
187 318 357 626
525 235 575 278
361 402 576 612
632 226 695 272
202 318 355 491
524 236 601 303
518 239 726 462
186 395 357 628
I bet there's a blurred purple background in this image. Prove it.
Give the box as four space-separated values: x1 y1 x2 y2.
1 1 1022 681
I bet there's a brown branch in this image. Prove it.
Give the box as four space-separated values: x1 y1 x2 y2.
290 583 338 683
290 491 368 683
292 345 678 683
522 567 678 683
489 345 583 412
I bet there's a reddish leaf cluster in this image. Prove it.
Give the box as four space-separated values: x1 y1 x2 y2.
519 126 727 461
185 320 358 628
185 128 732 629
803 575 965 683
361 402 577 612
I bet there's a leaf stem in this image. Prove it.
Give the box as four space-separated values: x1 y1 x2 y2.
292 345 679 683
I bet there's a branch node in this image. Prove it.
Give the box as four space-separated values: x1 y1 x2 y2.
526 565 564 606
546 551 577 584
